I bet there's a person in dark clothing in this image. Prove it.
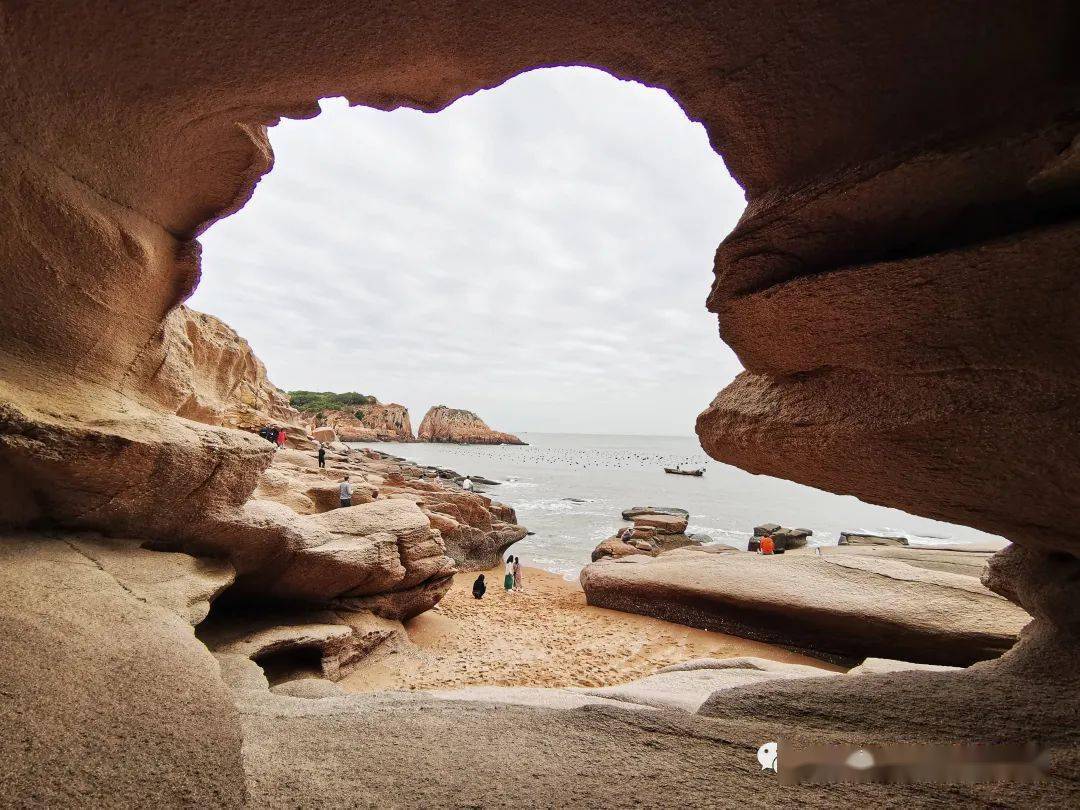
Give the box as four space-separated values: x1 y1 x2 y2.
472 574 486 599
258 426 270 442
268 426 279 447
318 445 326 468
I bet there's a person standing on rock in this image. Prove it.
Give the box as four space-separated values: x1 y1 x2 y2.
276 427 287 450
504 555 515 593
318 444 326 468
463 477 473 491
339 475 352 509
513 556 523 592
268 426 278 446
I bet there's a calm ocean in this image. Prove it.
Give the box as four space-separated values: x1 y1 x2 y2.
357 432 1005 577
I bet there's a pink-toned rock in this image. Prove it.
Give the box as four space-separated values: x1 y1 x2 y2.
417 406 524 445
633 513 688 535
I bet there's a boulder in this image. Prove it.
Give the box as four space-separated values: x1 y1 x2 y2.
750 523 812 550
622 506 690 521
632 513 688 535
580 547 1030 666
839 532 909 546
312 426 338 444
592 537 645 562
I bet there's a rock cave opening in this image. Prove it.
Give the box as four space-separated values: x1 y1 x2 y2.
2 3 1078 805
186 66 748 439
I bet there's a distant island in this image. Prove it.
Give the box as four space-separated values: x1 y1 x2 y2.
417 405 525 446
287 392 524 445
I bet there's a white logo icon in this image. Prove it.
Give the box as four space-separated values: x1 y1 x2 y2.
757 742 778 772
845 748 875 770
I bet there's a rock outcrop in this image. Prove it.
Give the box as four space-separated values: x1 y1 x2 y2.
417 406 524 445
749 523 812 551
149 306 311 446
580 546 1030 666
309 401 414 442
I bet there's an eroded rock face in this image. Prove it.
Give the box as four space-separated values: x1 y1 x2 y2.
417 406 524 445
308 402 414 442
148 306 306 439
1 2 1079 805
580 546 1030 665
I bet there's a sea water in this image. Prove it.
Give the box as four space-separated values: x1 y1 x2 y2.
355 432 1006 577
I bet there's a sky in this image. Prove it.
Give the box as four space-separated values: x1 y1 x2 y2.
189 67 748 436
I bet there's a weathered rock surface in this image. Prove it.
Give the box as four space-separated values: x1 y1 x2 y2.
0 533 245 806
839 532 909 546
592 533 701 562
417 405 524 445
576 656 837 712
309 401 414 442
150 306 313 448
749 523 812 550
2 2 1079 806
633 512 688 534
580 546 1030 665
622 506 689 521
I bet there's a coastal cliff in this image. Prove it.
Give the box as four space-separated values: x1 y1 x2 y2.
305 401 414 442
148 306 305 436
417 406 525 445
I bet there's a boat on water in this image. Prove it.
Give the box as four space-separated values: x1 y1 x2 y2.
664 466 704 477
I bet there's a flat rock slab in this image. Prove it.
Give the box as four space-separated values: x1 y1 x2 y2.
632 513 689 534
622 506 690 520
580 548 1030 666
577 656 837 712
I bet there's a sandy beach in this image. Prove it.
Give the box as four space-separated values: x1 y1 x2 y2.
339 566 840 693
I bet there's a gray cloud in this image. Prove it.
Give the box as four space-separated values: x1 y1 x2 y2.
189 67 747 436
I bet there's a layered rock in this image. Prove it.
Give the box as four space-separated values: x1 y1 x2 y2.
580 546 1030 666
308 401 414 442
749 523 812 551
839 532 909 546
149 306 311 446
417 406 524 445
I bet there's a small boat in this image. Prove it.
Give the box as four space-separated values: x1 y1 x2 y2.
664 466 704 477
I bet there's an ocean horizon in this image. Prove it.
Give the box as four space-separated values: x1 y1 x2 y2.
355 431 1007 577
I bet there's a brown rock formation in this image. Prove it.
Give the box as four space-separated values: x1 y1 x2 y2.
309 401 413 442
149 306 304 438
417 406 524 445
580 545 1030 666
2 2 1079 806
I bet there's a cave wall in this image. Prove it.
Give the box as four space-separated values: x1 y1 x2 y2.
1 3 1078 545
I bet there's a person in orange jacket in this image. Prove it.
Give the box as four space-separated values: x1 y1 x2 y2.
760 535 775 555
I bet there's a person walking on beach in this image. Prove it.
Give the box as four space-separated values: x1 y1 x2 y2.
512 556 523 592
339 475 352 509
318 444 326 468
472 574 486 599
276 427 287 450
504 555 515 593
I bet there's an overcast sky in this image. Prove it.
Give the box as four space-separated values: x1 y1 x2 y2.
189 67 747 436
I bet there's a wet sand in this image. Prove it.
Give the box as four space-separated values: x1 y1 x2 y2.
339 566 841 693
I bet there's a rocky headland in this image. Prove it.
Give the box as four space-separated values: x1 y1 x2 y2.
303 399 414 442
417 405 525 445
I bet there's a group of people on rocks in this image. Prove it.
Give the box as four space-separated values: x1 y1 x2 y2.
471 555 524 598
257 425 287 449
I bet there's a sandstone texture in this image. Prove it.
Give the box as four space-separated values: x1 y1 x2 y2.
580 546 1030 665
308 401 414 442
839 532 909 546
0 533 245 807
417 405 525 445
2 1 1079 806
